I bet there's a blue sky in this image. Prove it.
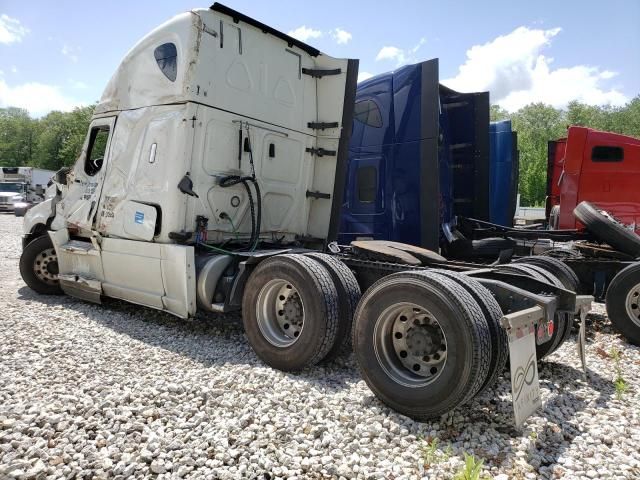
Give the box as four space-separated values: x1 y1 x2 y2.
0 0 638 116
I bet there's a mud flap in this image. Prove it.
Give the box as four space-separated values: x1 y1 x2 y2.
501 306 543 428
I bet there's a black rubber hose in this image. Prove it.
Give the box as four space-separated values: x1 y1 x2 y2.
219 175 256 249
248 178 262 249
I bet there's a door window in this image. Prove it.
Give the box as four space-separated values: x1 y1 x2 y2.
357 166 378 203
84 126 110 176
354 99 383 128
592 146 623 162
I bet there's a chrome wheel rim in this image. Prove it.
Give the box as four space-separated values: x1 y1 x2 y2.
256 279 305 347
624 283 640 327
373 302 447 388
33 247 59 286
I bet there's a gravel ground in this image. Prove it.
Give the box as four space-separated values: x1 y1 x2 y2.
1 213 639 480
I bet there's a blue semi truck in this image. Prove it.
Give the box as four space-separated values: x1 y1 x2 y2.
339 58 518 251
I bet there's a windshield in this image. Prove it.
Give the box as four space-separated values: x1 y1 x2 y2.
0 182 25 193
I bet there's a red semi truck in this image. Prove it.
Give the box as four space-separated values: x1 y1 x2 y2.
546 126 640 231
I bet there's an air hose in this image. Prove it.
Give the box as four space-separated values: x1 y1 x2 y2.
219 122 262 251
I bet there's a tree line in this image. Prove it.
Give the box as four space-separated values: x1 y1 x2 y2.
1 97 639 206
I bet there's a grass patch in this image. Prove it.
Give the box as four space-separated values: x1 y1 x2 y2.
420 437 453 468
610 346 630 400
453 452 491 480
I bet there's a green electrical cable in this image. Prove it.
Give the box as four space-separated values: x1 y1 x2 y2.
198 242 239 256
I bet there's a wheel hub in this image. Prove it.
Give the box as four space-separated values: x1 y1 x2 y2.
625 284 640 327
375 303 448 387
257 279 305 347
33 248 59 285
279 291 304 337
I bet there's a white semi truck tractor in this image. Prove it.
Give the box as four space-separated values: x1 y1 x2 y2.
19 3 591 425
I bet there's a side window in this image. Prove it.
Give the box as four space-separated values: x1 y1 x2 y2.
592 145 623 162
357 166 377 203
84 126 110 176
354 100 383 128
154 43 178 82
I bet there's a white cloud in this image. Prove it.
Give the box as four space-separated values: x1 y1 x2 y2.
69 79 88 89
331 28 352 45
287 25 322 42
61 44 80 63
375 38 426 66
0 14 29 44
443 26 627 111
0 79 84 116
376 46 403 62
358 72 374 83
10 65 17 74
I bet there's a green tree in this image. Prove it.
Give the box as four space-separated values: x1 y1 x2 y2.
0 107 36 166
510 103 566 206
31 105 95 170
490 104 510 122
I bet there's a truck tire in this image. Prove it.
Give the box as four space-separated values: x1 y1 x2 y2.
432 270 508 394
19 234 63 295
242 254 339 371
574 201 640 258
514 255 580 292
495 264 569 359
605 262 640 346
449 237 515 259
304 252 361 361
352 270 491 420
471 237 516 258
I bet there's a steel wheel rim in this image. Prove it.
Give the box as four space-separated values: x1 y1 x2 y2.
373 302 447 388
256 279 305 347
624 283 640 327
33 247 59 285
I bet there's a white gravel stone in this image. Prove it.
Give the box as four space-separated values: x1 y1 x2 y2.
0 214 639 479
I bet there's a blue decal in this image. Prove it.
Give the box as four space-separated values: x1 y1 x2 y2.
134 211 144 224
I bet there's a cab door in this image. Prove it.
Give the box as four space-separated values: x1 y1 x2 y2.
53 116 116 232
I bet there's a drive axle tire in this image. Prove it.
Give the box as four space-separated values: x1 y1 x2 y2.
433 270 508 394
605 262 640 346
496 264 569 359
304 252 361 362
242 254 339 371
352 271 491 420
471 237 516 258
514 255 580 292
19 234 63 295
574 201 640 258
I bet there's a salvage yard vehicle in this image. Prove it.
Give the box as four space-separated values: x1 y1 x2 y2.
19 3 591 425
340 61 640 347
0 167 54 216
546 126 640 233
468 125 640 345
